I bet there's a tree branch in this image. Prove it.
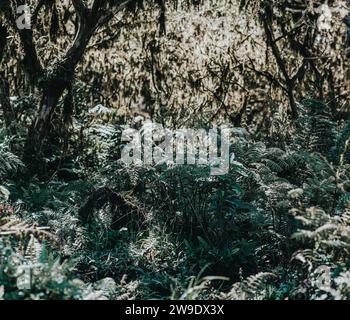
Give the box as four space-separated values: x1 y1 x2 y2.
0 2 43 83
262 3 298 118
72 0 89 20
94 0 134 30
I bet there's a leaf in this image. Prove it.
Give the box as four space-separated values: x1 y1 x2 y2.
0 185 10 200
0 285 4 300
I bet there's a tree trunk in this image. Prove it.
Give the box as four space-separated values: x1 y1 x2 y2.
0 25 16 135
23 21 95 174
23 70 71 174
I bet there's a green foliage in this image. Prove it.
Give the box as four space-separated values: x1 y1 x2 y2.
3 97 350 299
336 120 350 165
0 0 350 300
0 137 22 181
295 100 337 160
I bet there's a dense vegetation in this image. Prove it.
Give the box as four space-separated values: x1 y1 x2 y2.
1 0 350 300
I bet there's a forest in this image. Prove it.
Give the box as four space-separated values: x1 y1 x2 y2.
1 0 350 301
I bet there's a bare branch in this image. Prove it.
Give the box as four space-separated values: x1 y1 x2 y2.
262 3 298 118
72 0 88 20
291 60 307 84
247 58 287 92
94 0 134 30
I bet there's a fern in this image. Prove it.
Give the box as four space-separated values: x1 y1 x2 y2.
336 120 350 165
227 273 276 300
295 100 337 160
0 140 22 179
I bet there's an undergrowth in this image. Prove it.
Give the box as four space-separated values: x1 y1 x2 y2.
1 99 350 300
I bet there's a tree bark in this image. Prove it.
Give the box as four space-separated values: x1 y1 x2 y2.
262 4 299 119
23 15 96 169
0 24 16 134
2 0 133 174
